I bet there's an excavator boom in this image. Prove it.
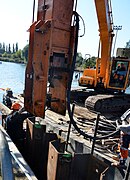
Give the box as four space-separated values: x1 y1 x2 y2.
95 0 114 86
79 0 114 88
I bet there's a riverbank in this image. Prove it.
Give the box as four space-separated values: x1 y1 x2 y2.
0 57 26 64
0 58 84 72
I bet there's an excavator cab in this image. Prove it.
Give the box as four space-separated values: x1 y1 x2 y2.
108 58 130 90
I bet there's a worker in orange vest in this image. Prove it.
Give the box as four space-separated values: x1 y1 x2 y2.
116 109 130 166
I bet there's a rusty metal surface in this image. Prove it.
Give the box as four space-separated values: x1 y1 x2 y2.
25 119 58 180
47 140 71 180
24 0 75 117
47 139 109 180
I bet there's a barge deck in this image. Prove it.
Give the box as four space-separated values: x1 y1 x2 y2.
0 97 129 179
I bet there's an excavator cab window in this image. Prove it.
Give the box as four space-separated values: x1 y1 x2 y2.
109 59 129 88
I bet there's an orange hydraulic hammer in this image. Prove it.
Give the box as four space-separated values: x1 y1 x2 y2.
24 0 76 117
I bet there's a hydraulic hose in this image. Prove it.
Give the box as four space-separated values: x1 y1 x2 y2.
32 0 35 23
67 11 119 141
67 12 93 140
96 130 119 140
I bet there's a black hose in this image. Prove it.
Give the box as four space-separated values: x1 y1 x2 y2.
78 14 85 37
67 12 120 141
67 12 93 140
32 0 35 23
96 129 119 139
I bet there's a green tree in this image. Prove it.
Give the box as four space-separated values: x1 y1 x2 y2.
22 44 29 62
6 45 8 52
13 44 15 53
83 56 96 68
0 43 5 53
75 52 84 68
15 49 22 58
7 53 11 58
8 44 11 53
11 53 17 59
75 52 96 70
16 42 18 52
2 52 8 57
0 43 2 49
2 43 5 52
125 40 130 48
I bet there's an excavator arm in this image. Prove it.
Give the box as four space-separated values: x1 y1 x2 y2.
24 0 77 117
79 0 114 89
95 0 114 87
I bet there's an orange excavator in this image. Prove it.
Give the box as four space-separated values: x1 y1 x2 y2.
78 0 130 113
24 0 130 117
24 0 79 117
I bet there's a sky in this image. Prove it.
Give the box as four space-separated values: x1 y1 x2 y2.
0 0 130 57
77 0 130 57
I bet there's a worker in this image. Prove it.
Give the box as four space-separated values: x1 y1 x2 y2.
117 127 130 166
113 63 126 87
6 102 33 146
3 89 13 109
113 64 120 82
116 64 121 71
115 109 130 166
119 63 126 71
114 63 126 75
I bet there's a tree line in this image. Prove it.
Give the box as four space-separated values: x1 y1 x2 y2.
75 53 96 71
0 42 28 63
0 41 95 67
0 39 129 68
0 42 18 54
75 40 130 71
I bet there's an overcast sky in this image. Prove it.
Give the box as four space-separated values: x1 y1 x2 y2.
0 0 130 57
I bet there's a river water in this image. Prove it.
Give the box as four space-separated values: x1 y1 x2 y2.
0 61 81 101
0 62 26 101
0 61 130 102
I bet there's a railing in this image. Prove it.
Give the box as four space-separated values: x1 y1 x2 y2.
0 130 14 180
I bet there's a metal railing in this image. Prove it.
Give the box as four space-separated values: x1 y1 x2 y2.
0 130 14 180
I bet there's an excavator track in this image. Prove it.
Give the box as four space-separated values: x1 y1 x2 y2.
85 94 130 113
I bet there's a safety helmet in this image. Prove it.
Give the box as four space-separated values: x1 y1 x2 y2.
11 102 21 110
